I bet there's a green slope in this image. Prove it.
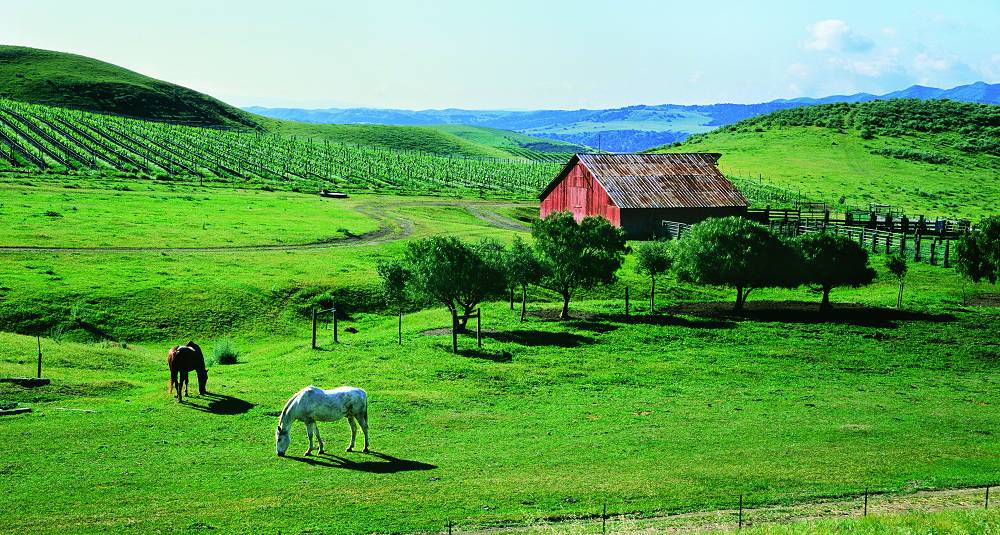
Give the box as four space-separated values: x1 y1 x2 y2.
0 45 259 129
0 45 579 160
653 99 999 220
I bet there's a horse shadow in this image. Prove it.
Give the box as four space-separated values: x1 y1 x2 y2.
286 451 437 473
481 329 594 348
184 392 255 415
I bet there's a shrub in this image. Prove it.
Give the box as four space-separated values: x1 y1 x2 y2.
212 339 240 365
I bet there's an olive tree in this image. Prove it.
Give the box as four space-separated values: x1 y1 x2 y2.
954 216 1000 285
404 236 508 329
672 216 800 312
533 212 628 319
795 232 876 311
634 240 673 313
376 260 410 344
507 236 543 321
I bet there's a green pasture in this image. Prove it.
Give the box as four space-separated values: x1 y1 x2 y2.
1 177 999 534
0 182 380 248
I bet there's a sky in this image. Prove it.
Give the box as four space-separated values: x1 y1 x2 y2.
3 0 998 110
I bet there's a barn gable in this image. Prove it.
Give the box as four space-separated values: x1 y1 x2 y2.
540 153 748 210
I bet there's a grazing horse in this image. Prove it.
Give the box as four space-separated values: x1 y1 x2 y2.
275 385 369 457
167 341 208 402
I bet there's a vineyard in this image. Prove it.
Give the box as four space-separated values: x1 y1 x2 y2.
0 99 564 197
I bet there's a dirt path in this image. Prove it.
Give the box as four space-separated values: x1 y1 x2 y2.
460 486 995 534
0 199 535 254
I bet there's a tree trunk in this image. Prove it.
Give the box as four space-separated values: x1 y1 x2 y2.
520 285 527 322
734 286 744 312
560 292 571 319
398 310 402 345
510 288 514 310
820 286 832 312
650 275 656 314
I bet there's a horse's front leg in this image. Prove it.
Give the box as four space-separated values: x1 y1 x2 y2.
304 422 315 456
346 415 357 452
182 371 190 399
314 424 325 454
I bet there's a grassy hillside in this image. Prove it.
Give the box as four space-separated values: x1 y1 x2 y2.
1 178 999 533
429 124 589 161
653 99 1000 220
0 45 259 129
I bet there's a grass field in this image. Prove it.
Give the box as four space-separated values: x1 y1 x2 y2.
1 176 998 534
655 126 999 221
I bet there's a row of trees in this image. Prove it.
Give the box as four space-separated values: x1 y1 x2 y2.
377 213 1000 340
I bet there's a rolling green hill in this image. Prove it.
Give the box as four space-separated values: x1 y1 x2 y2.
0 45 579 161
653 99 1000 220
0 45 259 129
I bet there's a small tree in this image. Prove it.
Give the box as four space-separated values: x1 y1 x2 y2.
404 236 508 330
634 240 673 313
376 260 410 344
885 254 908 309
795 232 876 311
954 216 1000 285
533 212 628 319
507 236 543 321
673 216 800 311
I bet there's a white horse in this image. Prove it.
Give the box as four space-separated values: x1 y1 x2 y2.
275 385 369 457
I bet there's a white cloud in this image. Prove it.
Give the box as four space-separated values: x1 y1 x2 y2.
805 19 874 53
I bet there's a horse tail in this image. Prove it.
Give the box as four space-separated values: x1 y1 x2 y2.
167 347 178 394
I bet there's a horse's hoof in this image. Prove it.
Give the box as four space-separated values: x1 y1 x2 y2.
303 451 312 457
362 448 369 453
346 447 353 452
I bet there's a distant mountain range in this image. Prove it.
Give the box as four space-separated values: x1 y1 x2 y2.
247 82 1000 152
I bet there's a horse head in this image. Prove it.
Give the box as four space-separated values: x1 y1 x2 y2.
275 425 290 456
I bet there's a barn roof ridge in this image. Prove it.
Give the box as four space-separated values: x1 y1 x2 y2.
539 153 748 210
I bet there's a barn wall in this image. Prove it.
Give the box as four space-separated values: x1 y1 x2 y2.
539 161 620 225
621 206 748 239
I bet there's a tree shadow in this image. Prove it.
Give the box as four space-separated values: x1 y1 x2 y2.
592 313 736 329
457 348 513 362
184 392 255 415
285 451 437 473
673 301 955 328
481 330 594 347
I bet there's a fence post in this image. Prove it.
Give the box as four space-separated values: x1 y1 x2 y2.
448 519 452 535
901 233 907 256
602 503 607 534
860 227 866 248
36 336 42 379
333 304 338 343
311 308 317 349
476 309 481 349
915 233 922 262
864 488 868 516
944 239 951 268
739 494 743 529
930 239 937 266
871 229 878 252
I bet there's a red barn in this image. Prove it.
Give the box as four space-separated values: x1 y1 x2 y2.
539 153 748 238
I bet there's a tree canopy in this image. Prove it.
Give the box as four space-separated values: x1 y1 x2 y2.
533 212 628 319
672 216 800 311
954 216 1000 284
795 232 876 311
403 236 508 328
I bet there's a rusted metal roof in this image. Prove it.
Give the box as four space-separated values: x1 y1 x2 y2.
540 153 748 210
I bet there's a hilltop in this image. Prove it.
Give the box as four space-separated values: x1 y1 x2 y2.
652 99 1000 220
247 82 1000 152
0 45 259 129
0 45 581 159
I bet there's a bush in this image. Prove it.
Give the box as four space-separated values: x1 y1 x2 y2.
212 339 240 365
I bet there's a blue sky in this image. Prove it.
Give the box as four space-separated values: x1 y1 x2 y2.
3 0 998 109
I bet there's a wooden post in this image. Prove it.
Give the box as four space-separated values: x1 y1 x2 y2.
944 239 951 268
915 233 922 262
311 308 317 349
451 312 458 354
333 304 338 343
36 336 42 379
871 229 878 252
602 503 606 534
476 309 481 349
860 227 866 247
448 519 452 535
864 488 868 516
510 288 514 310
739 494 743 529
398 310 402 345
901 233 907 256
930 239 937 266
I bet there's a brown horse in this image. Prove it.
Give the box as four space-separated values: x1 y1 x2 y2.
167 341 208 402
